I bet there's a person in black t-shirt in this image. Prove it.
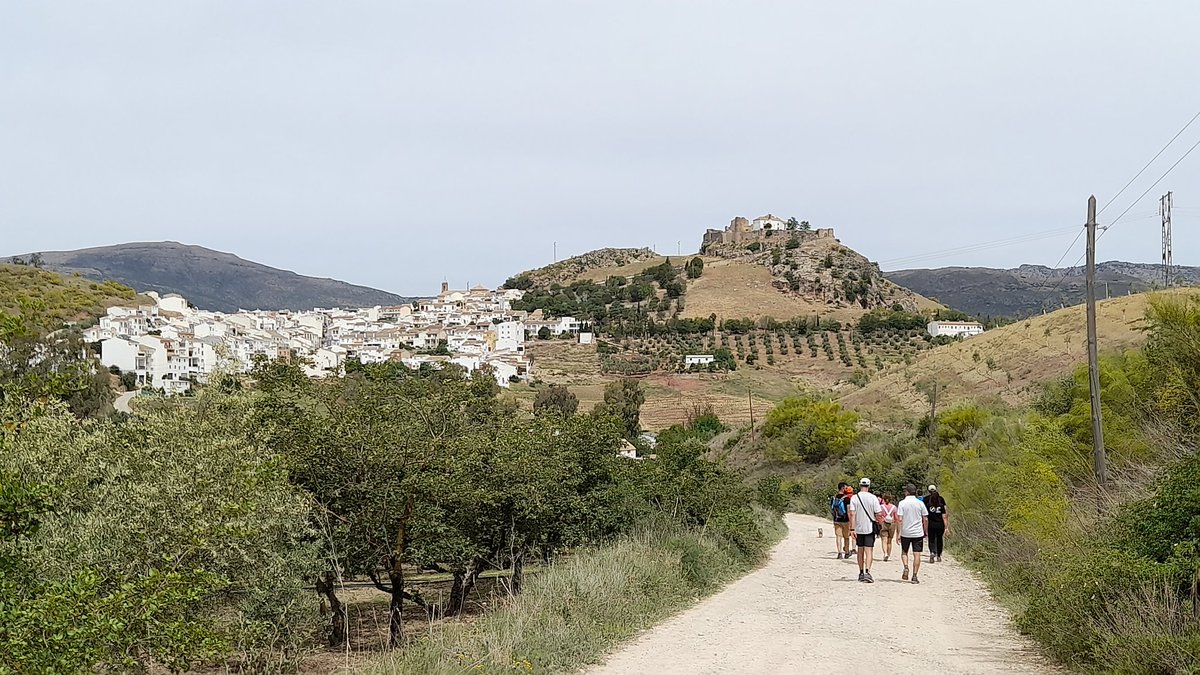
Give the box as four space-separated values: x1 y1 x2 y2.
925 485 949 562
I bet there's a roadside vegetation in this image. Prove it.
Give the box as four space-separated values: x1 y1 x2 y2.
741 293 1200 673
1 287 782 672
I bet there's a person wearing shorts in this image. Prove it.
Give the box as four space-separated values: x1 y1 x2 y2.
847 477 882 583
878 493 898 562
895 483 929 584
830 482 853 559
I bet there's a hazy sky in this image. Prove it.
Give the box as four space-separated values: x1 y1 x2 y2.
3 2 1199 295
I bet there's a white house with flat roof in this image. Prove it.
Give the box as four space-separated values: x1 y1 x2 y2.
927 321 984 338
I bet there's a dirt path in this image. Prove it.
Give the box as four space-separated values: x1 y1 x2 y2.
589 514 1054 674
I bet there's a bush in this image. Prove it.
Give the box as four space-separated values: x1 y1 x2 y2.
763 397 859 464
0 393 321 671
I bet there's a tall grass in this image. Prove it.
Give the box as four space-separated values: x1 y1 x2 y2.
373 510 783 674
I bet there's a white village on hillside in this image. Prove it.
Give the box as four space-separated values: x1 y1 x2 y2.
88 282 586 394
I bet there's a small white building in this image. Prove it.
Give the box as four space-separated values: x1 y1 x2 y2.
578 332 594 345
927 321 984 339
684 354 716 366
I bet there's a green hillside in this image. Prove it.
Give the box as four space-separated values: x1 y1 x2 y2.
0 263 143 333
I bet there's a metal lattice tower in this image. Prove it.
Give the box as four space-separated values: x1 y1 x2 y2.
1160 191 1173 287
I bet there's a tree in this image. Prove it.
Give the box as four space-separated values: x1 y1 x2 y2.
534 384 579 416
598 378 645 439
685 256 705 279
762 397 859 463
786 217 799 231
800 220 812 231
0 392 320 671
28 253 44 269
537 326 552 340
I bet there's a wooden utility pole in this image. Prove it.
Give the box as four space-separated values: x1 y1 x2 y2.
1085 195 1107 489
748 385 755 429
927 381 938 450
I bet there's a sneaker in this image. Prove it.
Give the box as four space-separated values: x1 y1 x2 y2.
864 571 874 583
836 552 843 560
902 567 909 581
912 575 920 584
858 571 866 582
883 555 889 562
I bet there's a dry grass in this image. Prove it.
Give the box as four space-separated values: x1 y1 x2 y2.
575 254 701 284
681 259 848 321
840 289 1200 423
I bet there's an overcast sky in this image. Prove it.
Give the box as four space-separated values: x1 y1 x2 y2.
3 2 1199 295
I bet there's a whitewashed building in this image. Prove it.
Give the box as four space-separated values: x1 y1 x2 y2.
927 321 984 339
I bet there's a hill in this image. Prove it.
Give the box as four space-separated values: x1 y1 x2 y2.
885 261 1200 318
839 288 1200 423
0 263 149 333
9 242 415 313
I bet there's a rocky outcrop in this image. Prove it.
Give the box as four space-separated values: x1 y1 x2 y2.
707 229 920 311
508 248 660 288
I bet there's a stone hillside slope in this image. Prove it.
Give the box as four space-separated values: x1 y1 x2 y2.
701 228 934 315
505 248 661 289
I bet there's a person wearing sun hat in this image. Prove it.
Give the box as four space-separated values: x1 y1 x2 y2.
925 484 949 562
847 477 882 583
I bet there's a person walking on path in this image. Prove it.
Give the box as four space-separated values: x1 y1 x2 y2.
830 482 853 559
847 477 882 583
878 493 898 562
896 484 929 584
925 485 949 563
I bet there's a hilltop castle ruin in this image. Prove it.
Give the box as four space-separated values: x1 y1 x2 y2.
701 214 835 250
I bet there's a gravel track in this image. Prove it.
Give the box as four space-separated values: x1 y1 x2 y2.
589 513 1054 674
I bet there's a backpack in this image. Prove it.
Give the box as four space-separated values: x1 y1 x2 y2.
830 494 847 520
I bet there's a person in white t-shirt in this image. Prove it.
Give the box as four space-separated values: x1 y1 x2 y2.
895 483 930 584
847 477 882 583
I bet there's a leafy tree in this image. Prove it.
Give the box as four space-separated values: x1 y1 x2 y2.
763 397 859 463
27 253 44 269
0 311 113 418
537 326 552 340
713 347 737 371
533 384 579 416
598 378 645 439
502 273 534 290
786 217 799 231
685 257 704 279
0 392 320 671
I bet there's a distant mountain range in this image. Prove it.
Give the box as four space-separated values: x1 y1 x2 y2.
9 242 415 313
885 261 1200 318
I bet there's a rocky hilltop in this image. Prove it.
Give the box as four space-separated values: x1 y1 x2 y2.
701 215 924 312
10 242 414 313
505 247 660 289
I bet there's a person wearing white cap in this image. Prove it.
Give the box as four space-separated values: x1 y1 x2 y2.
847 477 882 583
925 485 949 562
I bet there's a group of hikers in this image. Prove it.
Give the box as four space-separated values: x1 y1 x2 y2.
829 478 949 584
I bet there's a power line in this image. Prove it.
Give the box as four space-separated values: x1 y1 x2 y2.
1096 109 1200 217
1042 109 1200 282
879 227 1079 267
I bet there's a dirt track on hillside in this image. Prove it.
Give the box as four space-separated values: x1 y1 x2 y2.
589 514 1054 675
